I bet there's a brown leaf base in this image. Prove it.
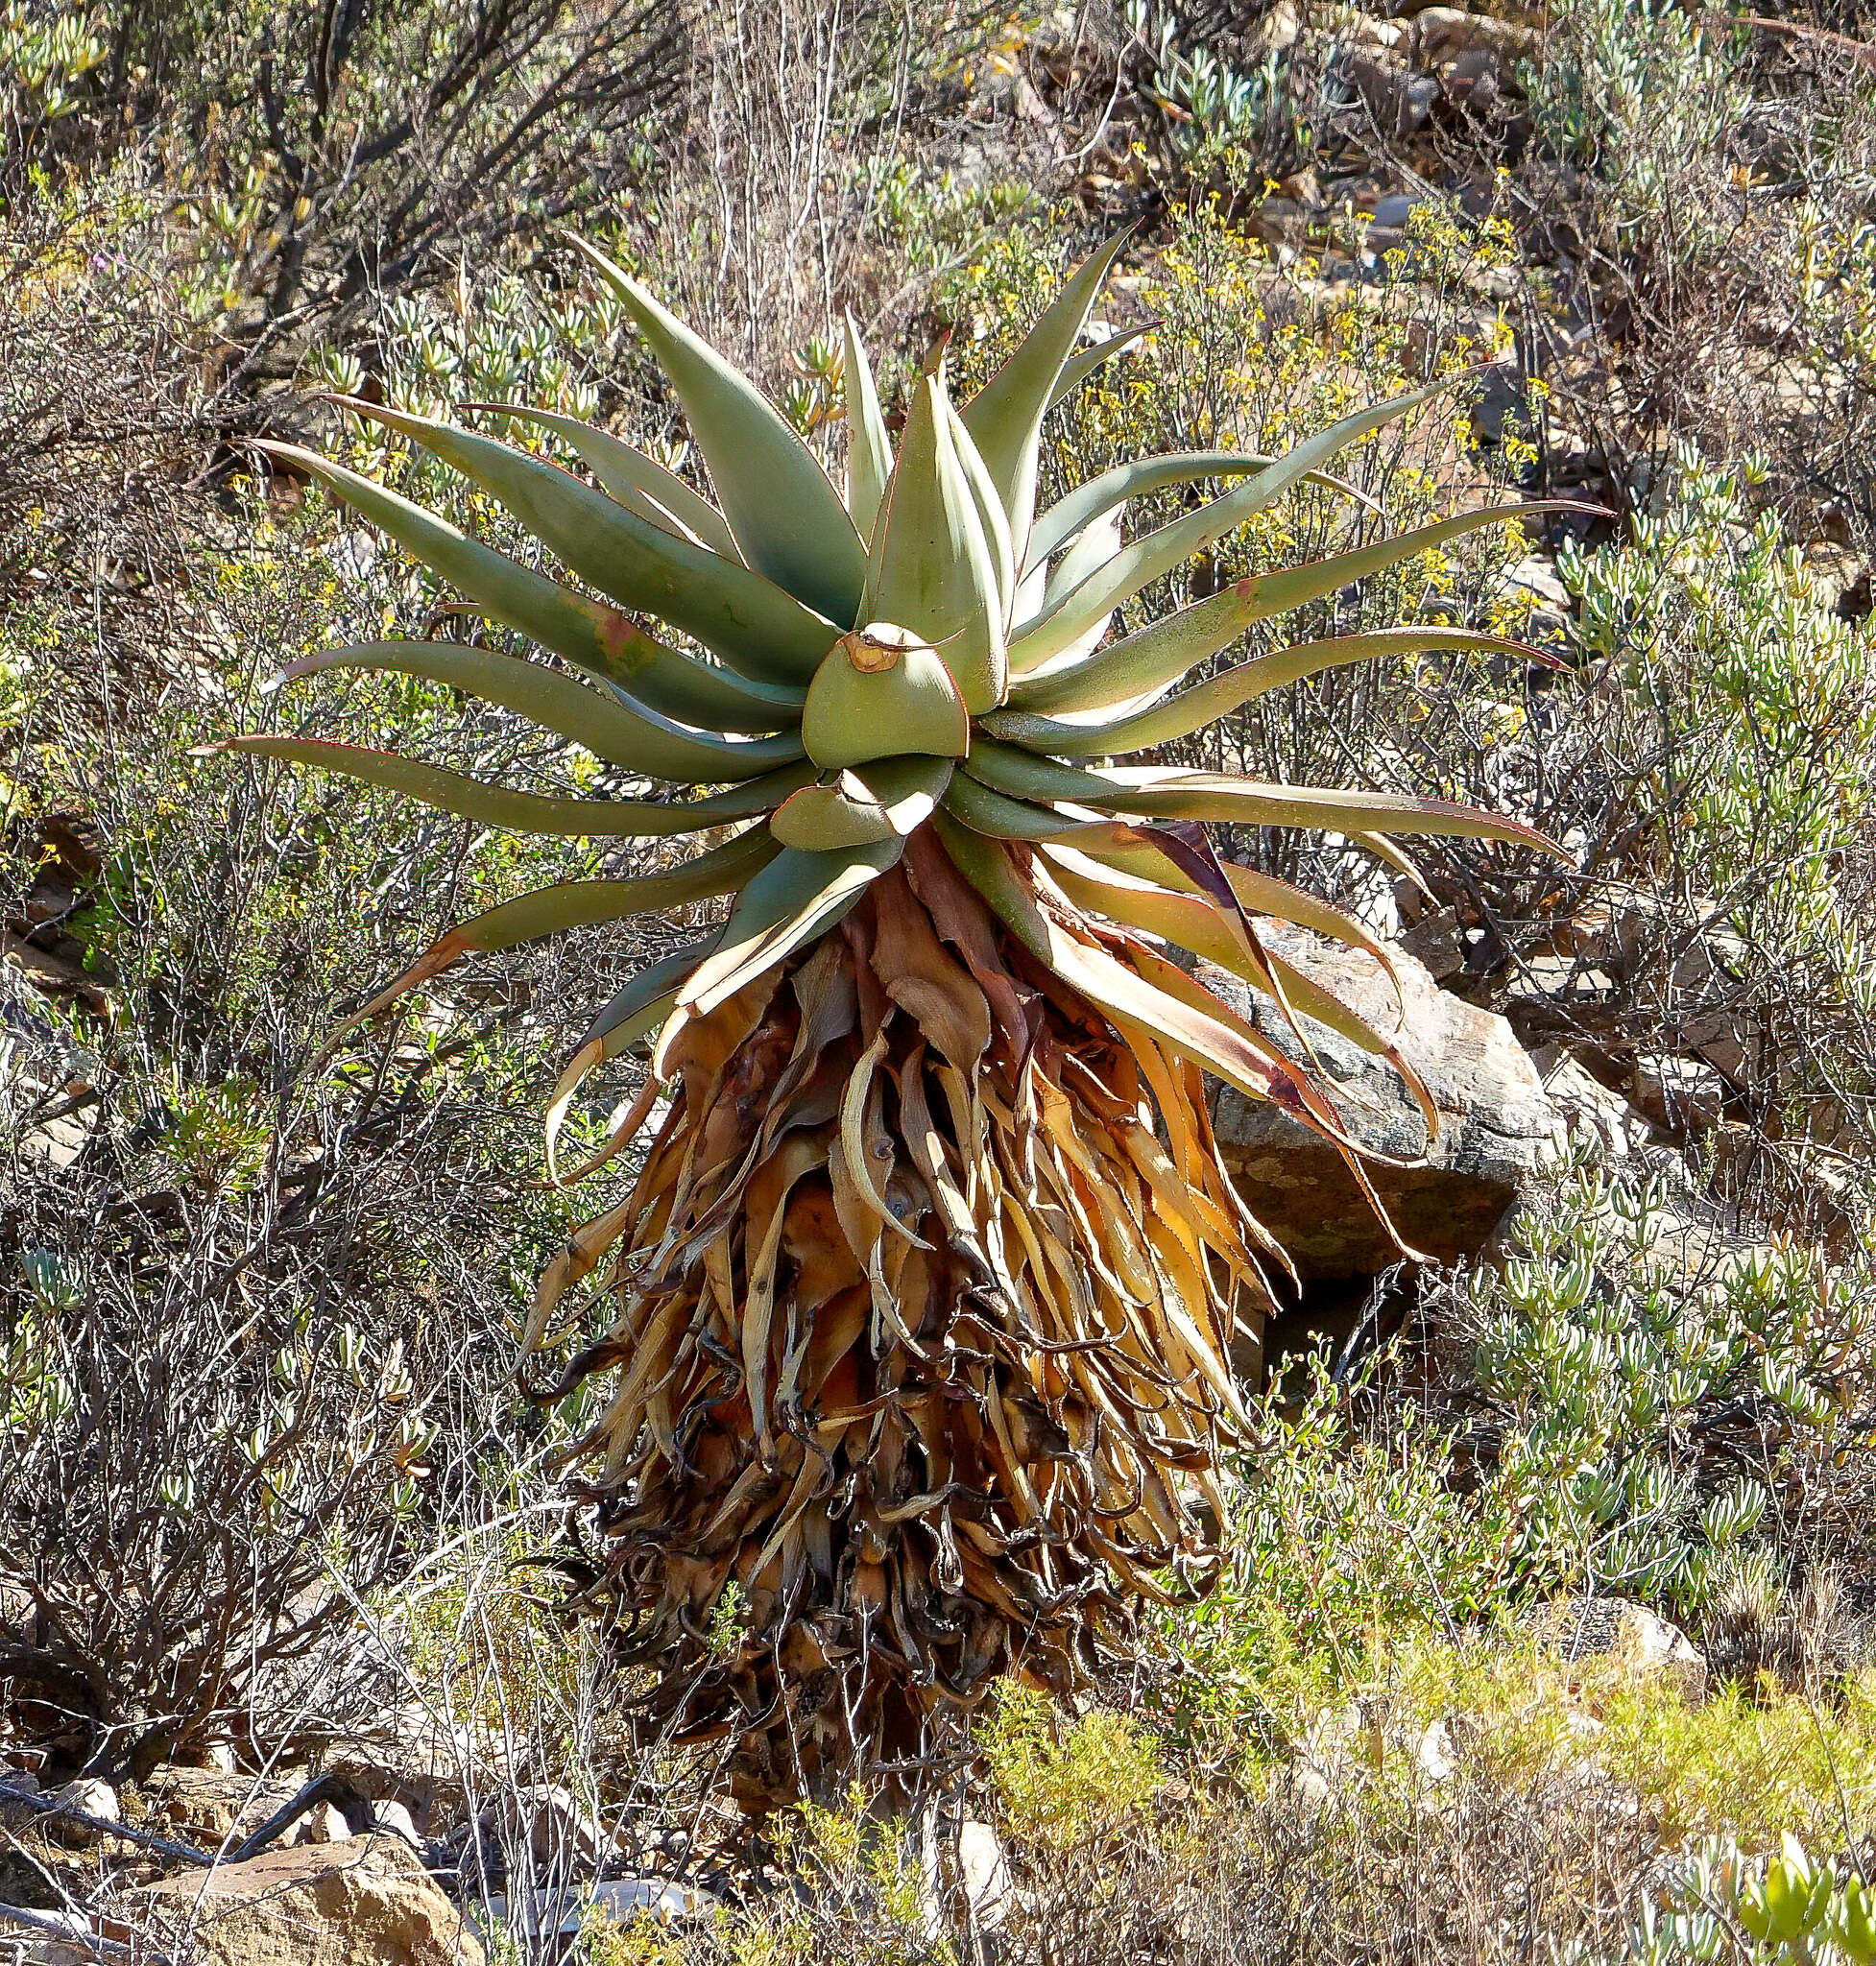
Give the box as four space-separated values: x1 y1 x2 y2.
525 829 1269 1809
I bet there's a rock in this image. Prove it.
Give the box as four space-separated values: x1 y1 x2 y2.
1346 52 1442 137
1631 1052 1727 1135
1399 906 1464 982
1527 1045 1659 1163
1408 6 1544 72
1414 1718 1457 1786
482 1879 717 1939
482 1783 603 1874
48 1776 117 1847
1527 1598 1709 1701
304 1804 355 1845
135 1836 484 1966
1247 0 1302 60
1205 927 1569 1282
1503 553 1572 612
951 1819 1014 1931
369 1800 424 1855
1371 191 1424 228
145 1766 303 1848
1287 1701 1461 1814
1589 888 1755 1087
589 1879 717 1928
1469 363 1534 444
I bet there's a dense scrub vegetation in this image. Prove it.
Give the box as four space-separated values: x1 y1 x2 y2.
5 2 1876 1960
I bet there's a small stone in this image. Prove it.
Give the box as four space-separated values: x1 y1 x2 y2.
1504 554 1571 612
484 1782 603 1873
0 1771 43 1829
1400 906 1464 982
371 1799 424 1853
1346 53 1441 138
144 1765 302 1846
953 1819 1015 1931
306 1803 354 1844
1415 1718 1457 1786
50 1776 117 1847
1631 1052 1727 1134
1248 0 1301 60
1528 1045 1657 1163
1529 1597 1709 1701
1410 6 1544 70
587 1878 719 1929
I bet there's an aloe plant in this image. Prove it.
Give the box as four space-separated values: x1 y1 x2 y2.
239 234 1569 1806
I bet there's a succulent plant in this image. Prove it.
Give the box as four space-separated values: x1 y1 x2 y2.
241 233 1570 1805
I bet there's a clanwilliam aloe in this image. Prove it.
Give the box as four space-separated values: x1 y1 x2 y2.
239 234 1572 1806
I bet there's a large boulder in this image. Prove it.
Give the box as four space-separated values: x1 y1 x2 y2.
134 1836 483 1966
1204 924 1568 1282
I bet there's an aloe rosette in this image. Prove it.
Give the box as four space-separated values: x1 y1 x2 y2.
240 234 1571 1803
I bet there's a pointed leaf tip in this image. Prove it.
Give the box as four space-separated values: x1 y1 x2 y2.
569 234 867 623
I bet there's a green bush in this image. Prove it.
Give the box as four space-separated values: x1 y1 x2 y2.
1143 1152 1876 1785
1559 447 1876 1152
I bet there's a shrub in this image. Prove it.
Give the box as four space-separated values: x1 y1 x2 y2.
1 447 607 1775
1555 449 1876 1162
1142 1152 1876 1788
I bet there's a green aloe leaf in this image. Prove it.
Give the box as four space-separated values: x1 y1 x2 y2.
771 759 956 850
575 943 713 1060
1052 822 1406 989
802 631 971 769
1008 502 1589 714
259 440 809 725
944 396 1017 625
667 836 905 1027
1046 325 1150 413
326 824 779 1048
963 738 1570 854
544 940 709 1180
1118 935 1428 1254
769 776 899 851
572 237 867 623
941 772 1088 840
225 737 812 832
1042 848 1436 1141
1023 449 1379 578
842 312 894 543
994 626 1551 751
1008 371 1499 673
933 815 1382 1247
850 755 953 833
312 399 840 684
280 642 804 782
471 404 742 561
864 372 1007 713
958 228 1131 548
